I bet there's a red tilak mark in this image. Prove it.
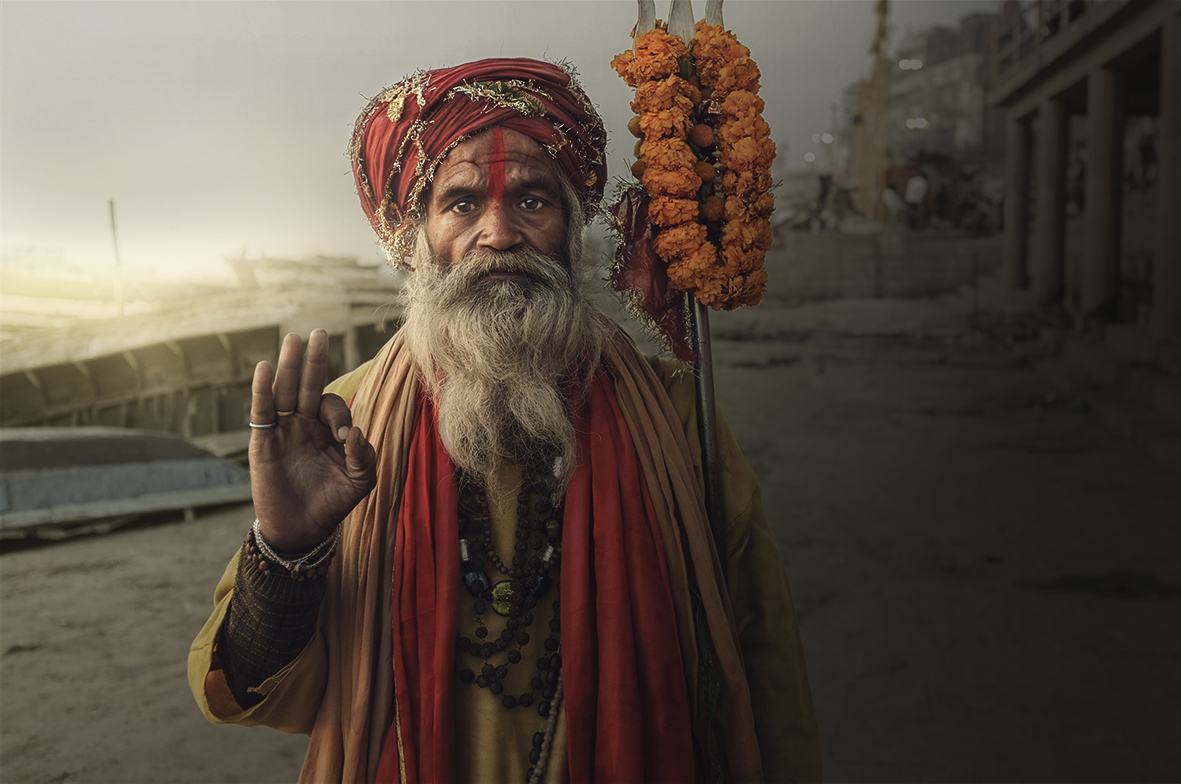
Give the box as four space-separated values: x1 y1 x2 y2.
487 127 506 205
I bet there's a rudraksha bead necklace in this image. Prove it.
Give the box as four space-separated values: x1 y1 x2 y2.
526 669 564 784
455 470 563 718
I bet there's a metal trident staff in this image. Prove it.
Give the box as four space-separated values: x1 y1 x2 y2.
636 0 728 577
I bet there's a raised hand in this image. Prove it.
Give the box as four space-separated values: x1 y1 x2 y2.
248 329 377 552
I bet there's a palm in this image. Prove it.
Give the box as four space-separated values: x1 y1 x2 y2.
248 331 377 552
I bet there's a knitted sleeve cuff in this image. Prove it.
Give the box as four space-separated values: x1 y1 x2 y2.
220 549 327 708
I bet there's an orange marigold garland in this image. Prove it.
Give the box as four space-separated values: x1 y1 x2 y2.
610 20 775 320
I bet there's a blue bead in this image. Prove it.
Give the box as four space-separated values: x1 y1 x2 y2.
464 570 490 597
529 575 553 598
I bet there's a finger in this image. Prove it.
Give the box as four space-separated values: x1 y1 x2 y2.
250 360 275 430
272 333 303 415
297 328 330 417
343 426 377 488
319 392 353 443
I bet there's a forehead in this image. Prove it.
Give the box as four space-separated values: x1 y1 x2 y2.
431 127 559 191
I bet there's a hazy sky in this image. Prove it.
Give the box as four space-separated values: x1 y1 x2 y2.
1 0 998 281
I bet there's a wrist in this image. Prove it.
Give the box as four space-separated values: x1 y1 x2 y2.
246 519 340 582
256 518 336 554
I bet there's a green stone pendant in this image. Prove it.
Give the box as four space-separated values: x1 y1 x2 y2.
491 580 515 616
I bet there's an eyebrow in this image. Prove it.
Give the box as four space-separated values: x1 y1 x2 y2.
513 175 560 197
432 175 560 206
432 184 480 205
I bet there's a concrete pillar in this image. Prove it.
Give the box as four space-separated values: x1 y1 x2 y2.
1153 11 1180 339
1082 66 1126 317
1003 113 1031 289
1033 98 1067 303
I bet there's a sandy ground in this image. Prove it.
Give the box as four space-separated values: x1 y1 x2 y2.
2 293 1178 783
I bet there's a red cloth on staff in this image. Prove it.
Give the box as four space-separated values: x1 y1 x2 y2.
375 372 696 784
351 58 608 258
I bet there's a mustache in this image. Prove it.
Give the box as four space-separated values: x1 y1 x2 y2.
437 247 572 293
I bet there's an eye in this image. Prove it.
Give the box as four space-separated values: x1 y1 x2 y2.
519 196 545 212
451 200 476 215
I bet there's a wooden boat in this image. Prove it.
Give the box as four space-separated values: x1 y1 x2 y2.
0 427 252 537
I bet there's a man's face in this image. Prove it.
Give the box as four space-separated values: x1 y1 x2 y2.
424 127 568 270
402 126 606 491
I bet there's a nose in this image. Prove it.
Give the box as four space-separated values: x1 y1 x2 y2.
476 202 524 251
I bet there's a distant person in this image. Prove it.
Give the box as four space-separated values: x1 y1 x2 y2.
882 185 906 224
817 174 833 208
905 173 929 229
827 186 850 231
188 58 821 783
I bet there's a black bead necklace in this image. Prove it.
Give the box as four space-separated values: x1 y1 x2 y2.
456 471 563 715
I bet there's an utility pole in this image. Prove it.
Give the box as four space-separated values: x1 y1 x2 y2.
109 198 124 317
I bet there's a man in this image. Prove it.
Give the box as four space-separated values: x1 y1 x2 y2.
881 185 906 225
190 58 820 784
904 173 928 230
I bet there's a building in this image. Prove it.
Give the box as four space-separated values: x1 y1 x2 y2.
884 13 1001 163
991 0 1178 364
839 6 1003 223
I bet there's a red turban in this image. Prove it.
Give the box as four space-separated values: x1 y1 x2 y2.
350 58 608 261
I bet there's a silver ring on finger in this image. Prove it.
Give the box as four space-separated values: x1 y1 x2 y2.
249 420 278 429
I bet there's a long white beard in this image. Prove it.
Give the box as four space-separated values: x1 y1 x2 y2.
400 234 611 493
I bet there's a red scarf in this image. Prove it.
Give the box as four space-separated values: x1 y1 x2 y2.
375 368 696 783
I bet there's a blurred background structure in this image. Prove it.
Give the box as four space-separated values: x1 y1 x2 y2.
991 0 1178 398
6 1 1176 447
1 256 404 456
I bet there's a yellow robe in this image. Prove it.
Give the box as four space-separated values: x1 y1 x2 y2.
189 337 821 783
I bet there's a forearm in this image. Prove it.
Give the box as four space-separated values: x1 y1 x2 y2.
220 547 327 708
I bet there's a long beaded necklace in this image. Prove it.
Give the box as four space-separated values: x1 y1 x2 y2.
455 471 563 716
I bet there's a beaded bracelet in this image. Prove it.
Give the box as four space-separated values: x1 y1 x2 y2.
243 519 340 582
